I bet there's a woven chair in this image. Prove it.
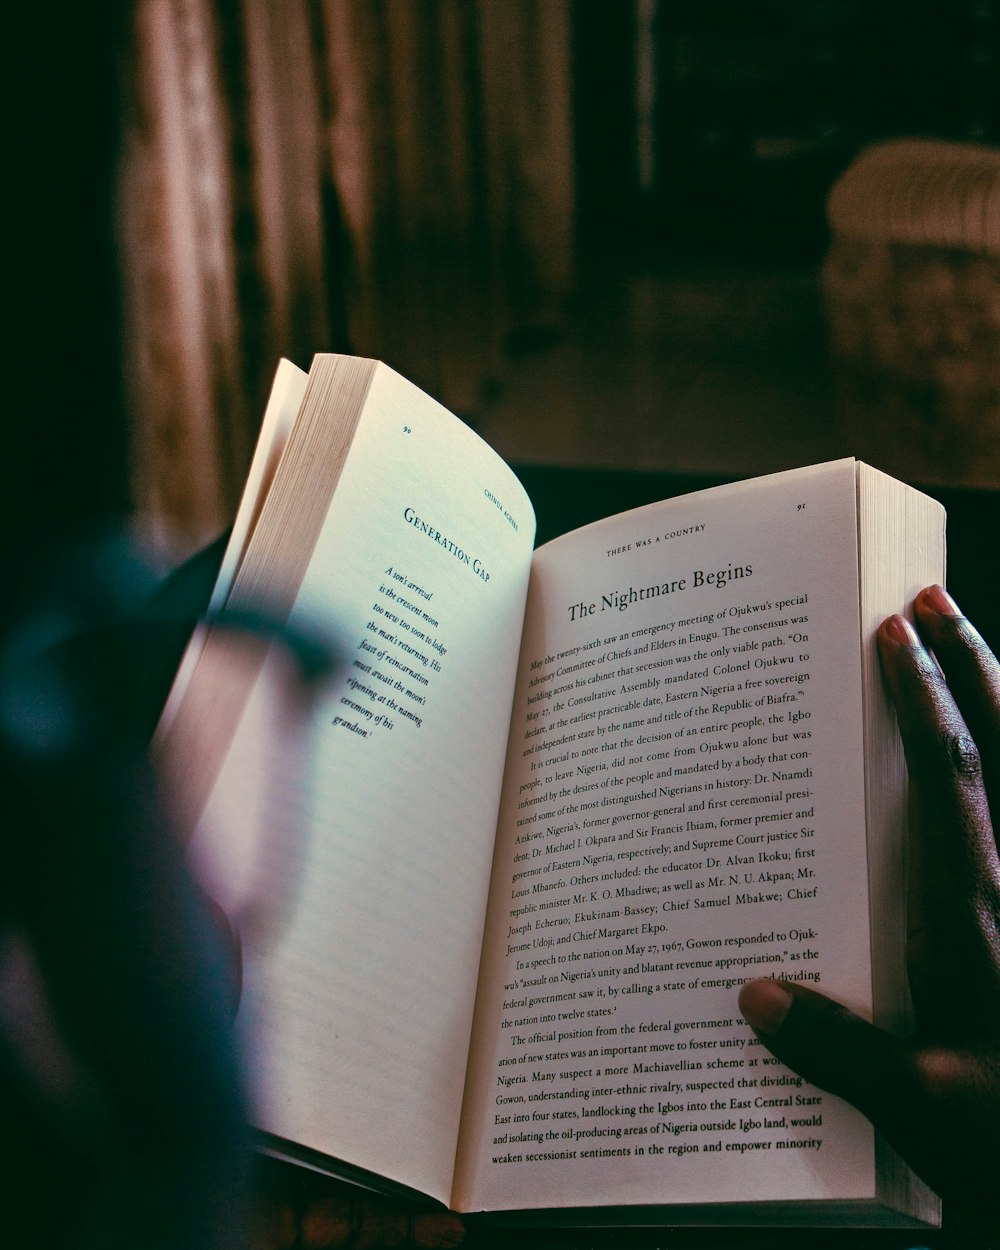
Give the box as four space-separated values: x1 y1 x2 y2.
822 139 1000 487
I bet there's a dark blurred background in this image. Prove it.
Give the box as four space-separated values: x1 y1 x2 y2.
11 0 1000 636
4 8 998 1247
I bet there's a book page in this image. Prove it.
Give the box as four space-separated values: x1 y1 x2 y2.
189 364 535 1203
856 467 944 1224
157 358 309 735
456 460 880 1212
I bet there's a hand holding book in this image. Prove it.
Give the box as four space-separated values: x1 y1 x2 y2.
740 585 1000 1239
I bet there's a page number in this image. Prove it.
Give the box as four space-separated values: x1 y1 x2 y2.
403 425 412 434
796 503 806 511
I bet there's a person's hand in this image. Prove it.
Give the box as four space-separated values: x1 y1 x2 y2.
738 584 1000 1237
0 530 330 1250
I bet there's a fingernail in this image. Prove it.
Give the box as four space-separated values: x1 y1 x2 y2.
918 584 962 618
879 614 921 648
739 980 792 1035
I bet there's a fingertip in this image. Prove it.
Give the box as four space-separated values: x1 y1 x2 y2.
877 613 921 651
739 979 793 1035
739 983 908 1120
915 584 962 620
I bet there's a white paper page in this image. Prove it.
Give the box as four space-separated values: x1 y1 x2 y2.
193 367 535 1202
157 359 309 735
206 359 310 615
456 460 877 1212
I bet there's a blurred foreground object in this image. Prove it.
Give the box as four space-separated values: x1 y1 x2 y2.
0 528 458 1248
822 138 1000 488
0 530 251 1249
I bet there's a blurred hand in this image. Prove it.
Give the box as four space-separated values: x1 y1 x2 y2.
0 531 328 1249
1 531 251 1249
739 585 1000 1237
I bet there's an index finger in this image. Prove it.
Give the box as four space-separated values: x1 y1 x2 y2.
876 612 1000 1036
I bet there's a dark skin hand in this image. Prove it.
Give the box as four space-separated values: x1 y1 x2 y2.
739 585 1000 1238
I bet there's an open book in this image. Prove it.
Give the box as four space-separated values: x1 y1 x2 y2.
158 355 945 1229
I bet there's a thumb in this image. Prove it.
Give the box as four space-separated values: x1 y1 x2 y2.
738 980 909 1122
